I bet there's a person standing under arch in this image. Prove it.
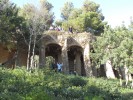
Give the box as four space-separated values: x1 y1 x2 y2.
57 62 63 72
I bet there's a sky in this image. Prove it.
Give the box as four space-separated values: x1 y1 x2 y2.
10 0 133 28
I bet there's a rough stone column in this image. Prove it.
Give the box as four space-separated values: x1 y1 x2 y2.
92 65 98 77
61 39 69 73
104 60 115 79
39 41 45 68
69 59 74 72
16 48 27 67
83 42 92 77
120 66 132 80
75 52 81 75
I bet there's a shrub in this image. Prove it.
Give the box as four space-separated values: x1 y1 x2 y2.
0 67 133 100
69 76 87 87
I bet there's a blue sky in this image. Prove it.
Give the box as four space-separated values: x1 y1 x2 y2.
10 0 133 28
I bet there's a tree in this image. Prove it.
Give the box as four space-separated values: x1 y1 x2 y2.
19 0 54 70
68 8 82 19
83 0 99 12
61 2 74 21
63 12 105 34
54 20 63 27
91 25 133 84
61 0 106 35
0 0 24 49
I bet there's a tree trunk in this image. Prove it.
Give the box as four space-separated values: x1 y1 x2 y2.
27 32 32 70
131 81 133 88
120 66 131 86
104 60 115 79
39 40 45 68
30 34 37 69
117 67 122 86
92 65 98 77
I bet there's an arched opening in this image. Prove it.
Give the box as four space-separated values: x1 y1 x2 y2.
67 45 84 75
45 43 62 68
39 34 61 68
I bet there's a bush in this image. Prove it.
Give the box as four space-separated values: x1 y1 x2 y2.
0 67 133 100
69 76 87 86
84 96 104 100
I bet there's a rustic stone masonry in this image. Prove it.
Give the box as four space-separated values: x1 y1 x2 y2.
0 32 94 76
38 32 93 76
0 43 16 68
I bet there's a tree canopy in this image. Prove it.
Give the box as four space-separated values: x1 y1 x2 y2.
91 25 133 71
18 0 55 70
0 0 132 73
19 0 54 31
60 0 106 35
61 2 74 21
0 0 24 48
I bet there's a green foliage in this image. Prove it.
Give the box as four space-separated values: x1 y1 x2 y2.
63 12 105 34
0 0 25 48
0 67 133 100
91 25 133 71
55 20 63 26
61 1 74 20
84 96 104 100
19 0 54 29
45 56 54 68
82 0 100 13
18 0 55 46
69 76 87 86
69 8 82 19
61 0 106 35
18 0 55 70
44 30 64 35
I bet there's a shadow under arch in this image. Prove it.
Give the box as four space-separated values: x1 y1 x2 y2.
42 34 58 45
45 43 61 59
38 34 62 68
45 43 62 69
67 45 85 76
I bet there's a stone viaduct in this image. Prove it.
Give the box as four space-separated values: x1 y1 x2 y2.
0 31 94 76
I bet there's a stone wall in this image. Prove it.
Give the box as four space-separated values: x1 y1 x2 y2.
0 31 94 76
40 31 93 76
0 43 15 68
16 48 27 67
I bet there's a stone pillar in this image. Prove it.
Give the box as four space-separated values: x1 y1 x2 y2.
39 41 45 68
16 48 27 67
83 43 92 77
92 65 98 77
61 39 69 73
120 66 132 80
69 59 74 72
75 52 81 75
104 60 115 79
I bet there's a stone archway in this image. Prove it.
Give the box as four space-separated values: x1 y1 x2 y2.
45 43 62 64
67 45 84 75
38 33 92 76
39 35 61 68
7 31 93 76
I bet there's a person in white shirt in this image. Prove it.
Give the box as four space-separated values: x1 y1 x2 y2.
57 62 63 72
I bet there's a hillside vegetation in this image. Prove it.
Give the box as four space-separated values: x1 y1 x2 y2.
0 67 133 100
